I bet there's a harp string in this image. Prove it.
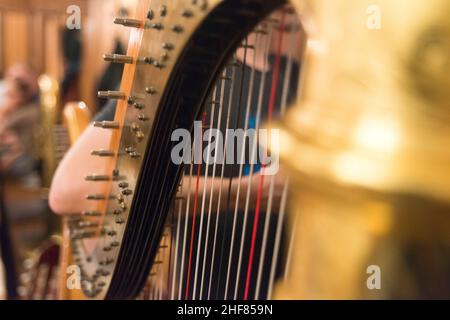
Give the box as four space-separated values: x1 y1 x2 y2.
255 10 298 300
236 21 273 300
254 14 297 299
192 87 219 300
254 175 275 300
267 178 289 299
185 112 206 299
284 213 297 283
170 183 183 299
178 163 194 299
223 37 251 300
214 52 249 300
210 64 236 300
158 233 165 300
166 204 176 299
144 10 301 300
201 70 227 300
244 11 287 300
232 30 263 300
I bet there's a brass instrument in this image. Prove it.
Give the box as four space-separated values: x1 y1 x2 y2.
272 0 450 299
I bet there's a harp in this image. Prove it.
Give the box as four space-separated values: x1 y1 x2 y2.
65 0 304 300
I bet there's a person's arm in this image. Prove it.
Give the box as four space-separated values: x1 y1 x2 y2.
50 127 285 217
180 169 286 215
48 124 112 215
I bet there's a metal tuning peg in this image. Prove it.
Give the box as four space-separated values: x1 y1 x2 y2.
93 121 120 129
103 53 133 64
91 149 115 157
97 91 126 100
85 175 111 182
113 17 143 28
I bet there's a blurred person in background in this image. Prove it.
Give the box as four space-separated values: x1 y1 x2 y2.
0 64 40 300
0 64 40 186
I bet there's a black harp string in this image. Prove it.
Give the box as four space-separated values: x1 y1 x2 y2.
160 228 169 300
177 153 194 298
170 180 184 299
166 201 176 299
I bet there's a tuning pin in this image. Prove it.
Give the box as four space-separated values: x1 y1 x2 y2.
162 42 174 50
152 60 164 69
160 51 169 61
97 90 126 100
115 218 125 224
103 53 133 64
171 25 183 33
159 5 167 17
118 182 129 189
71 231 96 240
101 270 110 276
93 121 120 129
130 122 140 132
85 175 111 181
181 9 193 18
86 194 106 200
76 221 99 229
113 17 143 28
138 114 149 121
117 194 125 203
135 131 145 141
91 149 115 157
82 211 102 217
122 189 133 196
146 9 154 20
142 56 154 64
110 241 120 247
145 87 157 95
150 22 163 30
99 258 114 266
107 230 117 237
129 152 141 159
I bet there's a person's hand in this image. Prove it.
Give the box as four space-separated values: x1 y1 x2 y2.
236 170 287 214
